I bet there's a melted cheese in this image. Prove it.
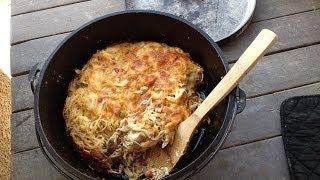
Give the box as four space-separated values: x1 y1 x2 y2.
63 42 203 179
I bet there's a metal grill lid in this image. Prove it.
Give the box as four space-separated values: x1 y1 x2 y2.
127 0 256 43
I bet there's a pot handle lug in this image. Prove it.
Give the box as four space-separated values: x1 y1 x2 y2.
236 88 246 114
28 62 43 94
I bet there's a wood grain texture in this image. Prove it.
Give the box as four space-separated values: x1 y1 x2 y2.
11 0 125 44
11 137 287 180
169 29 277 166
12 148 66 180
238 44 320 98
223 82 320 149
222 10 320 62
12 43 320 112
9 0 320 179
195 29 277 118
11 0 85 16
11 109 38 153
12 74 33 112
253 0 319 22
9 33 318 180
10 46 320 155
11 33 69 76
11 82 320 158
192 136 289 180
11 9 320 76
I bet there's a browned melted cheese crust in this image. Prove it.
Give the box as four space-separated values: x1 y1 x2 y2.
63 42 203 179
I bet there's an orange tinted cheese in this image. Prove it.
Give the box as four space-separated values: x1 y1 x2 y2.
63 42 203 179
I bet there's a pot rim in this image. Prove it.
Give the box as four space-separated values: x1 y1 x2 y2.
34 10 237 179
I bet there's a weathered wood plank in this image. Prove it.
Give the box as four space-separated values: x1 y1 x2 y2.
239 44 320 98
12 148 66 180
192 136 289 179
222 10 320 62
9 55 318 164
223 82 320 149
12 137 287 180
127 0 318 42
253 0 318 22
10 44 320 161
11 81 320 156
11 44 320 112
11 9 320 76
11 0 125 44
11 0 85 16
12 74 33 112
11 109 38 153
11 33 69 75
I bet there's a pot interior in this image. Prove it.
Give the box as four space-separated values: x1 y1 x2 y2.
37 12 229 179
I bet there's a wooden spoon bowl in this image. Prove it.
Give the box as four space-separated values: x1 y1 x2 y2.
144 29 278 179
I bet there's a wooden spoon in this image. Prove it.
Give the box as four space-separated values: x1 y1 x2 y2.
144 29 278 178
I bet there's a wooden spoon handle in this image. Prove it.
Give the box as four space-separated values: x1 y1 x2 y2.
168 29 278 167
194 29 278 119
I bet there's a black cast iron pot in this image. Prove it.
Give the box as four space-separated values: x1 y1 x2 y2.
29 11 246 180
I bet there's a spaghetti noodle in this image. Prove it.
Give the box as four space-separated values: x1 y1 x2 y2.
63 42 203 179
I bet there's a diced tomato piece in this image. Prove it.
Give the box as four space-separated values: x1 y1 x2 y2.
114 67 121 74
146 75 157 87
145 171 154 179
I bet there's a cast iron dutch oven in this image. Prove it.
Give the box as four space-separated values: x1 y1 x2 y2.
29 11 246 180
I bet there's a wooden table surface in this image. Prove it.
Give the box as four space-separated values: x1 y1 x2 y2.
10 0 320 179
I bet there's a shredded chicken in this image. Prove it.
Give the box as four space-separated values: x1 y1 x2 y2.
63 42 203 179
